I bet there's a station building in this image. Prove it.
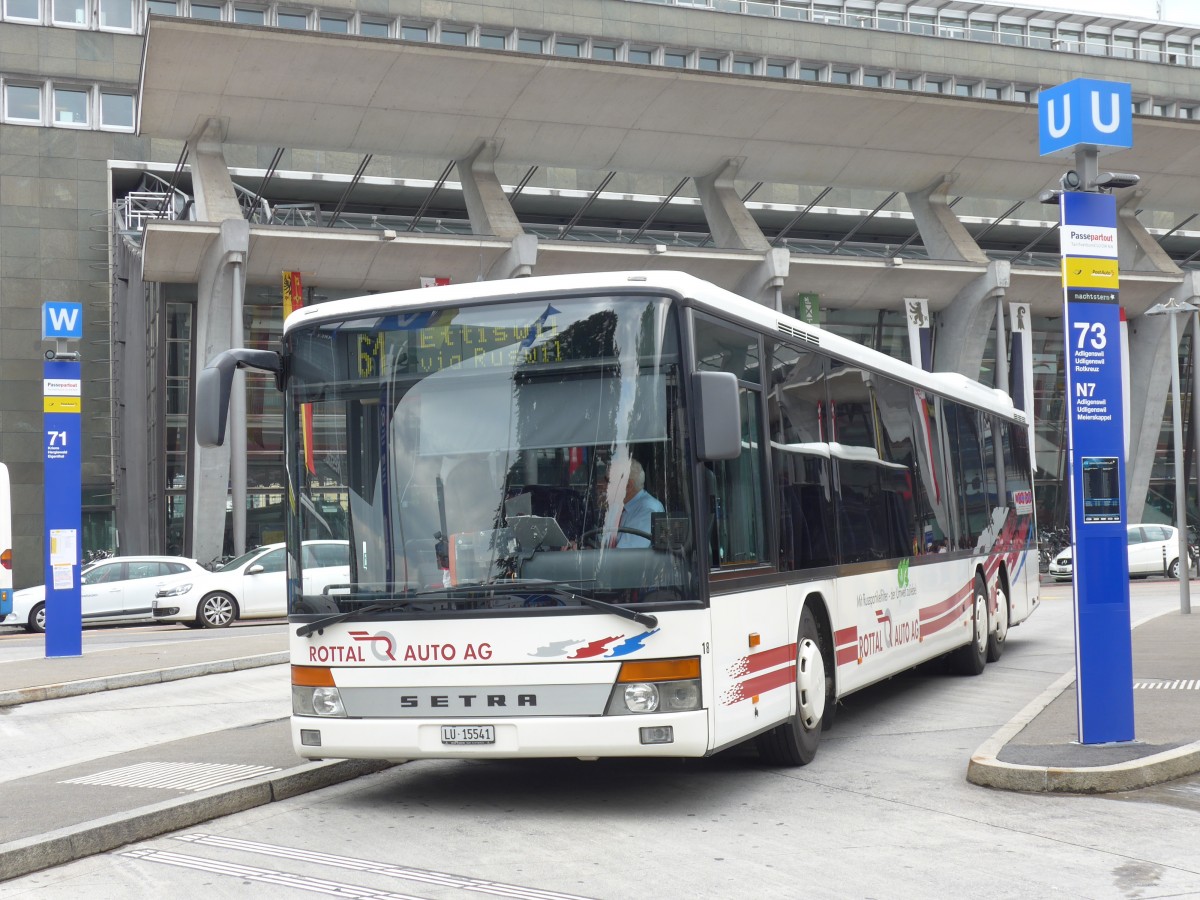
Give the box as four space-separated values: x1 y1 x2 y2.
4 0 1200 582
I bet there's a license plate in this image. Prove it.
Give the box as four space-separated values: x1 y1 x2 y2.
440 725 495 745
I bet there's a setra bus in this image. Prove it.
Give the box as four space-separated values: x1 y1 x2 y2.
197 271 1038 766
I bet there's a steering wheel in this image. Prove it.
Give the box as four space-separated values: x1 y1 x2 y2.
580 526 653 549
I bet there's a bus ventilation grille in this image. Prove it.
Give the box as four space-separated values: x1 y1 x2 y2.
777 321 818 345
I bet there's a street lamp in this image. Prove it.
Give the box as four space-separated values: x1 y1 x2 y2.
1144 296 1199 614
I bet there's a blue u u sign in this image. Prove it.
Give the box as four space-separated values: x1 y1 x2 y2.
1038 79 1133 156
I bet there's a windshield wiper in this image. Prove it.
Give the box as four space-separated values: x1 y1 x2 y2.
297 579 659 636
296 600 416 637
486 579 659 628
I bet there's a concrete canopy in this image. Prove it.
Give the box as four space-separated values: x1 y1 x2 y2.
139 18 1200 212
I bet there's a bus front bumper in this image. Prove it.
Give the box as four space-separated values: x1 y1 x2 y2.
291 711 710 761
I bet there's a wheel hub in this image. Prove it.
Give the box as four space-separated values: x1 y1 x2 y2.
796 637 827 729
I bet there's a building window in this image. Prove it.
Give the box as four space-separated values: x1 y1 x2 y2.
1056 29 1081 52
984 85 1002 100
3 0 39 21
664 51 687 68
52 86 89 125
100 91 135 128
478 32 506 49
894 75 914 90
1014 88 1032 103
277 10 306 29
53 0 88 24
555 39 582 57
401 24 429 41
628 48 652 64
517 35 544 53
955 82 975 97
799 65 821 81
190 2 221 18
319 15 348 32
968 17 994 42
998 22 1023 46
909 13 934 35
925 79 945 93
877 11 903 32
862 72 883 87
766 62 788 78
1153 103 1169 117
938 15 965 39
592 43 617 60
1028 25 1052 50
145 0 177 16
233 6 264 24
830 69 853 84
4 83 41 122
441 28 468 45
360 18 388 36
1112 35 1135 59
698 55 722 71
1084 32 1108 56
1141 39 1164 63
100 0 134 28
732 59 755 75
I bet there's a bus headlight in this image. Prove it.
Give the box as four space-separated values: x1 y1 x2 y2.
624 683 659 712
292 685 346 717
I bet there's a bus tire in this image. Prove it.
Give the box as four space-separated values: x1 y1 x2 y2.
987 577 1009 663
952 572 989 676
756 605 831 767
198 593 238 628
27 602 47 634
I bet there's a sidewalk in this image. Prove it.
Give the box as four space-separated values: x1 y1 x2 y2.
0 629 393 882
967 607 1200 793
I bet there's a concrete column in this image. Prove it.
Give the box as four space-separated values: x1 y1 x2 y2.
189 119 244 223
456 139 524 240
904 176 988 264
189 218 249 566
933 260 1010 379
1116 191 1182 275
486 233 539 280
736 247 790 308
693 158 769 252
1125 272 1200 522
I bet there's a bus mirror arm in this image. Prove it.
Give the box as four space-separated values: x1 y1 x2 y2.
196 349 283 448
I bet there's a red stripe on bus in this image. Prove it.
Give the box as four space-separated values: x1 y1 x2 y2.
744 643 797 674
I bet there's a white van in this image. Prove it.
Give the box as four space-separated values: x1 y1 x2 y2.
0 463 12 619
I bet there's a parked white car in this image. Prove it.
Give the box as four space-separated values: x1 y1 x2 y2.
3 556 205 633
1049 524 1192 582
151 540 350 628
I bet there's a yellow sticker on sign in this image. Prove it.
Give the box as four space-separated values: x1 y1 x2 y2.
1063 257 1119 290
44 397 81 413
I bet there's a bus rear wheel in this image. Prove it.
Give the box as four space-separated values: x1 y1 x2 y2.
757 605 831 766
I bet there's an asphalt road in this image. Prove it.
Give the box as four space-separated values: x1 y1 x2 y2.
3 581 1199 898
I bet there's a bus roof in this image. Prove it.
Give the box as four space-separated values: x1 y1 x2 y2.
282 271 1023 423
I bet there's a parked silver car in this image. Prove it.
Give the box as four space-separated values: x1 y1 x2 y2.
3 556 205 633
1049 524 1191 582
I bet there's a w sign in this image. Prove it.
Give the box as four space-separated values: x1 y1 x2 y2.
42 302 84 340
1038 79 1133 157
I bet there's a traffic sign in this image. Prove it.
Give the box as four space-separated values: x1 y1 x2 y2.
1039 79 1132 157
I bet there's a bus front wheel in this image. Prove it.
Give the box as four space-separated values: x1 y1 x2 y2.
952 573 989 676
756 605 831 766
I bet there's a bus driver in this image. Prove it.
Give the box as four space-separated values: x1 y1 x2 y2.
598 459 664 549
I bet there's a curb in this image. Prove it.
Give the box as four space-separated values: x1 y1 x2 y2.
0 652 289 708
966 609 1200 794
0 757 396 883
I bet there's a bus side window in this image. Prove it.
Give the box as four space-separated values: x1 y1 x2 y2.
693 316 766 570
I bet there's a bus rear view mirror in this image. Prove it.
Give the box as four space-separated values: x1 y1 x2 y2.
196 349 283 448
693 371 741 460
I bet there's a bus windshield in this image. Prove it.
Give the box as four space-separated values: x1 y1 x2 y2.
286 292 698 617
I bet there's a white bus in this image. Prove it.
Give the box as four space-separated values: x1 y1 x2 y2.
0 463 11 620
198 271 1038 766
